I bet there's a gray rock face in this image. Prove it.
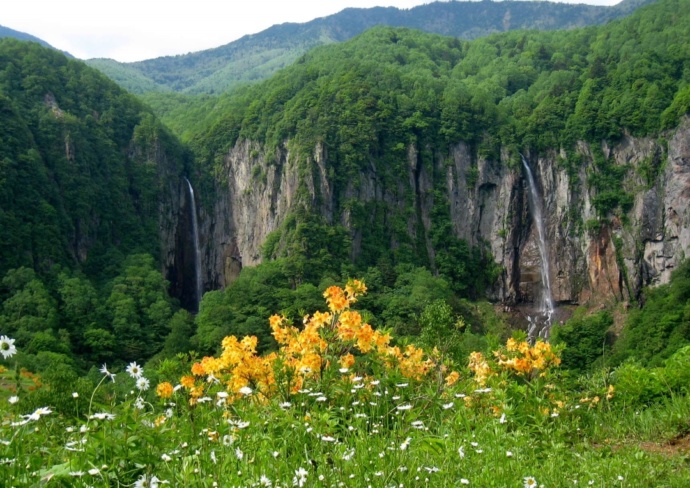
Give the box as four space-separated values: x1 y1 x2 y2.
189 117 690 306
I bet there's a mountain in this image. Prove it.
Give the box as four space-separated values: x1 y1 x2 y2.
0 38 189 286
0 24 71 56
87 0 657 95
175 0 690 313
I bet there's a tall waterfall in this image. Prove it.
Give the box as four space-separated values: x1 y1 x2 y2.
521 156 555 340
184 177 203 309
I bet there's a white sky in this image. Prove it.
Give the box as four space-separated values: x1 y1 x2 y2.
2 0 621 63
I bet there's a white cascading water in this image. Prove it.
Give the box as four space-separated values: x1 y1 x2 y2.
184 177 203 309
521 156 555 341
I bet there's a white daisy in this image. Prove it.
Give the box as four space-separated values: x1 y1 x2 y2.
126 362 143 379
0 336 17 359
136 377 150 391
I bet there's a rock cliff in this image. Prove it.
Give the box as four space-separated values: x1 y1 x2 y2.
188 117 690 307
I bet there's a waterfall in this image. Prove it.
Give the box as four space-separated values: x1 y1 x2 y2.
521 156 555 340
184 177 203 309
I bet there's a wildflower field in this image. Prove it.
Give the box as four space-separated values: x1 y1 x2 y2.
1 281 689 487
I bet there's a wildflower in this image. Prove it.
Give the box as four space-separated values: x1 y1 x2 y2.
69 471 85 477
8 396 18 404
259 475 273 487
0 335 17 359
126 362 143 379
315 396 327 402
506 451 513 457
411 420 425 429
396 404 412 411
136 377 151 391
72 392 79 398
161 453 172 462
27 407 52 421
279 402 292 409
458 446 465 459
156 382 174 399
88 468 100 475
134 397 145 410
442 402 454 410
100 364 116 382
461 479 470 484
210 450 217 464
89 412 116 420
239 386 253 396
400 437 412 450
342 448 355 461
235 447 244 460
222 435 234 446
444 371 460 386
293 467 308 487
499 413 507 424
133 474 163 488
524 477 538 488
321 435 336 442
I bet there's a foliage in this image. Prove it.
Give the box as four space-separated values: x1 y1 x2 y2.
0 39 187 280
551 309 614 373
5 297 690 487
612 259 690 366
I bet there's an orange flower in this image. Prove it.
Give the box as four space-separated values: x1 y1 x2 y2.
156 382 174 399
191 362 206 376
339 353 356 369
180 375 196 389
324 286 349 312
444 371 460 387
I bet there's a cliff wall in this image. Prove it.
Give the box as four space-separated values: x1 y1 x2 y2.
188 117 690 306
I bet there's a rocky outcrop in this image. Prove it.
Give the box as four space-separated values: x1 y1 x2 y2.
193 116 690 307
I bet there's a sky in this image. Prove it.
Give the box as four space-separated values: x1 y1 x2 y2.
3 0 621 63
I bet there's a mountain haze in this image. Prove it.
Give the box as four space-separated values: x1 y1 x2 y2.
87 0 657 95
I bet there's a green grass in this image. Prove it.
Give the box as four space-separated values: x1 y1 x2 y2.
1 361 689 487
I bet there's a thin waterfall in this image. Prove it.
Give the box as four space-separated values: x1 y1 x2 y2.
184 177 203 309
521 156 555 340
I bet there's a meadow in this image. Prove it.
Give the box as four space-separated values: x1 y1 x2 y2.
1 281 689 487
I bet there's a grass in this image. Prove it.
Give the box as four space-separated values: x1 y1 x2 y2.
1 283 689 487
1 363 689 487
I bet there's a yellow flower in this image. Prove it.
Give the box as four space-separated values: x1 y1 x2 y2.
156 382 174 399
339 353 355 369
444 371 460 387
191 362 206 376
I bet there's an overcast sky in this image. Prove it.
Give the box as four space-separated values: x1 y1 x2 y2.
3 0 621 63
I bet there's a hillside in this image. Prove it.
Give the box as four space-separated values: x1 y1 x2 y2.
172 0 690 320
86 0 656 95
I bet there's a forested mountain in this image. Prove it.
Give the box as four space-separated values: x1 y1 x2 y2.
176 0 690 317
87 0 656 95
0 39 194 371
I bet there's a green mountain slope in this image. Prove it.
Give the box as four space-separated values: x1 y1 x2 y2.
87 0 657 95
178 0 689 301
0 38 186 278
